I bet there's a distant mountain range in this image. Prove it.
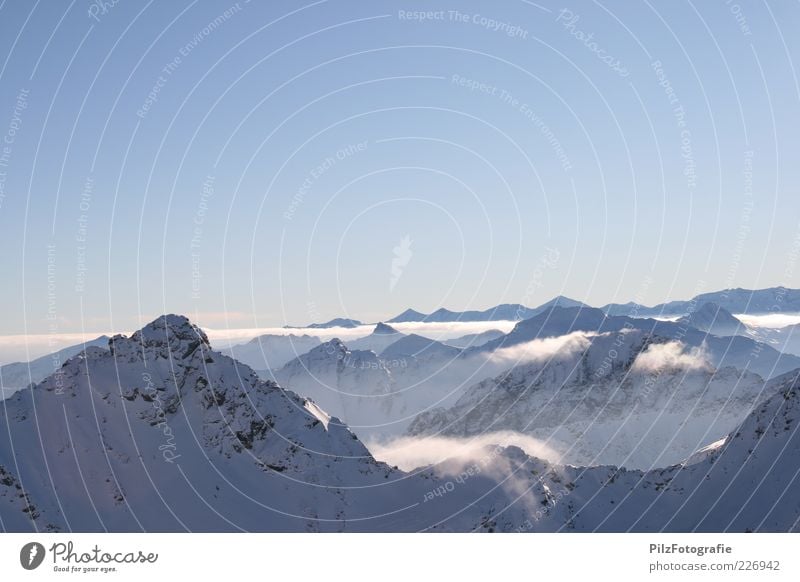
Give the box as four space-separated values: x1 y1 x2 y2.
223 333 321 371
284 286 800 327
285 317 362 329
601 286 800 316
388 296 588 323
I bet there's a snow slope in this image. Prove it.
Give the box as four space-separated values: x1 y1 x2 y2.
0 316 416 532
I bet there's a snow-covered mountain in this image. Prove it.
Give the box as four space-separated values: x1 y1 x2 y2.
3 314 800 532
0 316 420 532
224 333 321 371
0 335 109 399
408 330 773 469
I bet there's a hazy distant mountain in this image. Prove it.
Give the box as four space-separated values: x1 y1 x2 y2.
387 296 588 323
386 308 428 323
286 317 362 329
759 323 800 358
0 335 109 399
676 302 744 336
532 295 589 313
224 333 321 371
348 322 405 353
380 334 461 361
602 286 800 316
273 329 465 439
273 339 397 435
283 287 800 327
444 329 505 348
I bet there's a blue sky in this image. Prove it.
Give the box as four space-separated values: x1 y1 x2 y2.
0 0 799 335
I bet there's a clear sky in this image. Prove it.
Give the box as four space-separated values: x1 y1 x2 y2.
0 0 799 335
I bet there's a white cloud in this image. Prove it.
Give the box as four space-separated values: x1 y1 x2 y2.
631 340 711 373
368 432 568 517
482 331 595 367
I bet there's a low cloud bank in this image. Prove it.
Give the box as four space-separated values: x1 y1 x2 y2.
368 431 562 472
736 313 800 329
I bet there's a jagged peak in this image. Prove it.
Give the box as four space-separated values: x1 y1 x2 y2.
101 314 212 363
130 314 210 347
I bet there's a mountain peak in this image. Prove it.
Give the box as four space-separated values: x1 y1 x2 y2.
677 302 742 335
429 308 456 316
307 318 362 329
373 322 399 335
103 314 211 364
130 314 210 348
387 308 427 323
535 295 587 310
